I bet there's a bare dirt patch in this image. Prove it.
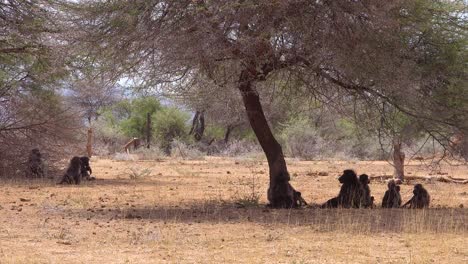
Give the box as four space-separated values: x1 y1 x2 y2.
0 157 467 263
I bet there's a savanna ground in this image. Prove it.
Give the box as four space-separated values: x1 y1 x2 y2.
0 156 467 264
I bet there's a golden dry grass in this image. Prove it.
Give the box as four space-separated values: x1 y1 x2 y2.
0 156 467 263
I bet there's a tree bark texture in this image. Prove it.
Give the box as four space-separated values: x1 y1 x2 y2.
189 111 205 141
393 138 405 182
238 69 300 208
86 128 93 157
146 112 151 149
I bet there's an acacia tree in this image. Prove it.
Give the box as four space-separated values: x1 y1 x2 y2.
0 0 82 176
70 0 467 207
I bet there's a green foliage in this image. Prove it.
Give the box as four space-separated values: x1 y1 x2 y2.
204 125 225 141
335 119 358 139
152 107 190 153
118 97 161 138
95 97 189 152
399 0 468 127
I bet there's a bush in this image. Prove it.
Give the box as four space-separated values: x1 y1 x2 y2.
152 107 190 153
133 147 165 160
119 97 162 138
279 117 322 160
219 140 262 157
170 139 204 160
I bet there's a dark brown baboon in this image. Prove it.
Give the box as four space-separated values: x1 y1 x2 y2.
382 180 402 208
80 156 95 180
267 174 306 208
321 170 361 208
294 191 308 207
58 157 82 184
402 184 430 209
27 148 45 178
359 174 374 208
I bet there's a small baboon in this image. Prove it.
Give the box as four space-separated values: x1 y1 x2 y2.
267 174 307 208
294 191 308 207
27 148 45 178
58 157 82 184
402 184 430 209
321 169 361 208
382 180 401 208
79 156 95 180
359 174 374 208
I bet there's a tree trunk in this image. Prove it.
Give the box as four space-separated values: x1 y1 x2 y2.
146 112 151 149
189 111 200 135
393 138 405 182
224 125 234 144
197 111 205 140
238 70 300 208
189 111 205 141
86 128 93 157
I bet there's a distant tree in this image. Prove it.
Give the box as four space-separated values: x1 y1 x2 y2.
96 98 156 137
152 107 190 153
71 0 467 207
67 75 122 125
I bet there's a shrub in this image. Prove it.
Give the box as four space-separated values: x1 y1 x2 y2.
279 117 322 160
119 97 162 138
170 139 204 160
152 107 190 153
133 147 165 160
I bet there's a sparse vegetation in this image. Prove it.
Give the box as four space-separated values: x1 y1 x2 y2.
231 164 262 207
0 158 466 263
127 167 151 180
0 0 467 263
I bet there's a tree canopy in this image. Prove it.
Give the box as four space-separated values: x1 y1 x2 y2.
63 0 468 207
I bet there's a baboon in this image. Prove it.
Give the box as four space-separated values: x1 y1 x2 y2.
321 170 362 208
27 148 45 178
58 157 82 184
359 174 374 208
402 184 430 209
294 191 308 207
79 156 95 180
267 174 307 208
382 180 401 208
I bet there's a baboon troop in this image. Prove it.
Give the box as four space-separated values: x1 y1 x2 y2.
320 169 430 209
23 149 434 209
382 180 402 208
27 148 46 178
402 184 430 208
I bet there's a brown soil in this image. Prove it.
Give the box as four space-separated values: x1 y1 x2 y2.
0 157 467 263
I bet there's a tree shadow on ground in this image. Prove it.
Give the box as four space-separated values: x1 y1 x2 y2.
0 177 190 188
71 202 468 233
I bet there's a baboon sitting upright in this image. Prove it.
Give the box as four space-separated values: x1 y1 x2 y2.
321 170 362 208
79 156 95 180
359 174 374 208
267 173 307 208
382 180 401 208
58 157 82 184
402 184 430 209
27 148 45 178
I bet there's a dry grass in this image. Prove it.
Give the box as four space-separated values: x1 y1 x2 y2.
0 157 467 263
